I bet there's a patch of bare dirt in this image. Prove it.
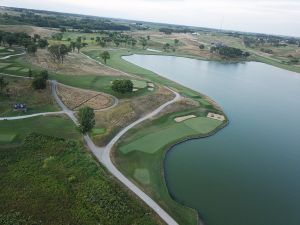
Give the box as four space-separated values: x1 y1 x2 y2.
57 84 114 110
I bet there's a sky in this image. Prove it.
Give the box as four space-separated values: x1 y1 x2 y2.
2 0 300 37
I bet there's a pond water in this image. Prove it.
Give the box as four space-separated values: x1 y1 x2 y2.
123 55 300 225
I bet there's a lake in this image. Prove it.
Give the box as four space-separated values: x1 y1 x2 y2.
123 55 300 225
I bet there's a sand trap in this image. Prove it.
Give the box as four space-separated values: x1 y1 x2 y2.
133 88 139 92
148 88 154 91
207 112 225 121
147 48 162 53
174 115 196 122
148 82 155 88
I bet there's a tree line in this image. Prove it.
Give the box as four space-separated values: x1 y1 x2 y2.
1 11 130 31
211 45 250 58
0 31 48 54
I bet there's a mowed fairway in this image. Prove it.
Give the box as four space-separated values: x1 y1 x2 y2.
120 117 222 154
0 115 80 146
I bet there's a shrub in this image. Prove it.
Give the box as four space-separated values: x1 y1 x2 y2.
111 80 133 94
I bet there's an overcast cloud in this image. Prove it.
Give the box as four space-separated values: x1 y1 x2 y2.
2 0 300 36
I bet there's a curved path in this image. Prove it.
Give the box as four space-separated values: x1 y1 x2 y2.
52 79 181 225
0 111 64 121
0 73 181 225
0 52 26 60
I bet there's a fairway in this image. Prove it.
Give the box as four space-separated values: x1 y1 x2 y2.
0 116 80 146
0 134 16 142
120 117 222 154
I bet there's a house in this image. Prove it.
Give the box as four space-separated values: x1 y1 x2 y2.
13 103 27 112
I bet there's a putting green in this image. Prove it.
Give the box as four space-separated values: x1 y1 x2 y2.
131 79 147 89
0 134 16 142
133 168 150 184
120 117 222 154
183 117 222 133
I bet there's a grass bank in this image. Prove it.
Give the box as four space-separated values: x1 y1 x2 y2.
114 109 227 225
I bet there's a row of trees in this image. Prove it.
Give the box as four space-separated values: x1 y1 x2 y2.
0 31 48 54
211 45 250 58
2 11 130 31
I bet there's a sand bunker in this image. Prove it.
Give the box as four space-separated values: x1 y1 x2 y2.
174 115 196 122
207 112 225 121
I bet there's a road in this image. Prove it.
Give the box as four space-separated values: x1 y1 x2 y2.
1 75 181 225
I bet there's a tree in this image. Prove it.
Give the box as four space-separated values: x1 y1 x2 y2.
60 27 67 32
78 106 95 134
101 51 110 64
131 39 137 48
75 42 82 53
163 43 170 51
111 79 133 93
147 35 150 40
70 41 76 52
48 44 69 63
0 76 9 94
199 44 205 49
32 77 46 90
32 70 48 90
38 39 48 48
33 34 40 42
28 69 33 77
67 37 71 42
27 43 37 55
139 37 147 49
174 39 179 45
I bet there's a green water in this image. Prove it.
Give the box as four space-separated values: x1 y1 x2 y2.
123 55 300 225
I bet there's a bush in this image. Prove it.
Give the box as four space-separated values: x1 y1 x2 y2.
111 80 133 94
78 107 95 134
32 70 48 90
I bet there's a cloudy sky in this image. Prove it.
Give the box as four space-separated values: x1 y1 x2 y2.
2 0 300 37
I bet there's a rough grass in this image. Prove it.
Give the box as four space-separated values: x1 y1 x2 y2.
0 77 59 117
0 133 161 225
57 83 113 110
0 25 58 37
25 49 126 76
92 86 174 146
